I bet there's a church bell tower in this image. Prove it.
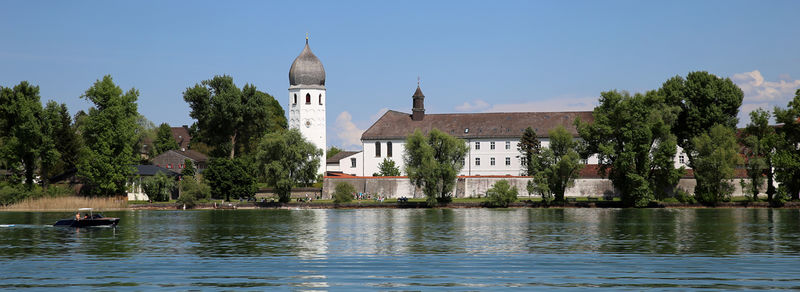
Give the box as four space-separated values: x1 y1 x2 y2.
288 37 326 176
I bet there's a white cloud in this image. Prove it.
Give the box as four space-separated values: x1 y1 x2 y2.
334 111 364 148
455 100 490 112
733 70 800 126
733 70 800 102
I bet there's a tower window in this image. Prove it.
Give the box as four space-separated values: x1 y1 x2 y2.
375 142 381 157
319 94 323 105
293 94 297 105
306 93 311 104
387 142 393 157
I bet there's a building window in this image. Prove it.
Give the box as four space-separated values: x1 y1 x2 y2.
505 157 511 166
475 157 480 166
387 142 393 157
505 141 511 150
375 142 381 157
293 94 297 104
490 142 495 150
475 142 480 150
305 93 311 104
679 155 685 164
319 94 323 105
490 157 496 166
350 158 357 168
521 157 527 166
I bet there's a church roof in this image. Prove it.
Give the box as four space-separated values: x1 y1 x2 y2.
289 39 325 88
361 110 594 140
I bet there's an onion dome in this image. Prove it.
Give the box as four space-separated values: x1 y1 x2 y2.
289 39 326 87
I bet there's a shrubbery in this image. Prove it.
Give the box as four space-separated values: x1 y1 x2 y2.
486 180 518 208
333 182 355 204
177 177 211 208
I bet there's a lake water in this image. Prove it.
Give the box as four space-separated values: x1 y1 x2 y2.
1 208 799 290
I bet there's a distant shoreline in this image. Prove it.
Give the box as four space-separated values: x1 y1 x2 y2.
128 200 800 210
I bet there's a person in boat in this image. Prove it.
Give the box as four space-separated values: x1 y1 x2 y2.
75 212 81 221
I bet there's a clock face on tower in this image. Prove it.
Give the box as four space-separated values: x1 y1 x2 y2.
305 120 311 128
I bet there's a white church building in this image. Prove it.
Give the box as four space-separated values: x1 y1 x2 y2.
287 39 690 179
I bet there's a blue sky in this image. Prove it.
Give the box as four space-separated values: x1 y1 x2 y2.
2 0 799 149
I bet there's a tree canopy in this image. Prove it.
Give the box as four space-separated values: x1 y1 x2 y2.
403 129 468 206
78 75 140 196
773 89 800 201
740 108 778 201
0 81 45 188
204 158 256 202
692 124 741 204
660 71 743 167
577 90 683 207
529 126 584 203
518 127 542 176
375 158 401 176
256 128 321 203
183 75 286 159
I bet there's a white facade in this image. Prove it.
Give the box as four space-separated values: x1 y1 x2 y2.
336 151 364 176
355 138 604 177
289 87 327 176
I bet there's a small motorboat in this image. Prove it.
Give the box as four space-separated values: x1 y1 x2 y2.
53 208 120 227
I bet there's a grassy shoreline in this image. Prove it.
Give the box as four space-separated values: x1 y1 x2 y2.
0 196 128 212
3 196 798 211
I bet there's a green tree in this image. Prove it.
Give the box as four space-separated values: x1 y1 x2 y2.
154 123 179 154
38 101 63 189
375 158 401 176
740 108 778 201
577 90 683 207
333 182 355 204
256 129 322 203
486 179 518 207
183 75 285 159
692 124 741 204
518 127 542 176
774 89 800 201
530 126 584 202
403 129 469 206
141 171 176 202
327 146 342 159
78 75 141 196
203 158 256 201
41 102 82 181
660 71 743 167
0 81 44 188
182 159 196 177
